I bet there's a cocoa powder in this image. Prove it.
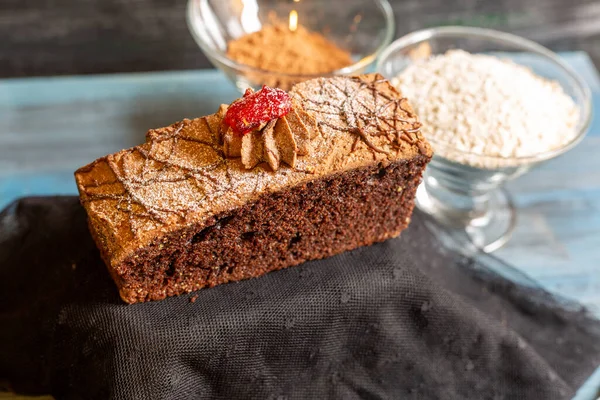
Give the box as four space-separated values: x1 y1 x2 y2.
227 24 354 89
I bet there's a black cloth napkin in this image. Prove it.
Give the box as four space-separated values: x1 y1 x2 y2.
1 196 599 400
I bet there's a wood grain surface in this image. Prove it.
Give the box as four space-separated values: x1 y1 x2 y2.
1 0 600 77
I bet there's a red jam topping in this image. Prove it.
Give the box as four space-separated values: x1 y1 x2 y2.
223 86 292 135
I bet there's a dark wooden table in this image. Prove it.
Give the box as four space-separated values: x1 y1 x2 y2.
1 0 599 78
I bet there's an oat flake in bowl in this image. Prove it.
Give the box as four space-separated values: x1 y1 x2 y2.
392 49 580 169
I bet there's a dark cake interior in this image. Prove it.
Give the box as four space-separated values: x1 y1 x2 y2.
114 159 428 303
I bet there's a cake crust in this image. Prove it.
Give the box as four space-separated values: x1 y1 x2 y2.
74 74 432 303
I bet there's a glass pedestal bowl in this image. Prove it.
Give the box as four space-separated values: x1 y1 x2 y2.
377 27 592 252
186 0 394 93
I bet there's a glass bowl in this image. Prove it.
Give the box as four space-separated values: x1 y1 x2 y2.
186 0 394 93
376 26 592 252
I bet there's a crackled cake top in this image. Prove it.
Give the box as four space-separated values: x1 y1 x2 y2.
75 74 432 269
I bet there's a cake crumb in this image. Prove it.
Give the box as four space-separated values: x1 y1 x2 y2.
189 295 198 303
408 42 432 61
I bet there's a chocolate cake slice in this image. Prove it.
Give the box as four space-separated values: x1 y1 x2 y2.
75 74 432 303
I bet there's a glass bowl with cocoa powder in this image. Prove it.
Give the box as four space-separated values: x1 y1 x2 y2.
186 0 394 92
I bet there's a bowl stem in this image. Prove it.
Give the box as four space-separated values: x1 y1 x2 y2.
416 159 517 252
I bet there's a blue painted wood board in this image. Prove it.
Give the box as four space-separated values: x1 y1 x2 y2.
0 52 599 400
